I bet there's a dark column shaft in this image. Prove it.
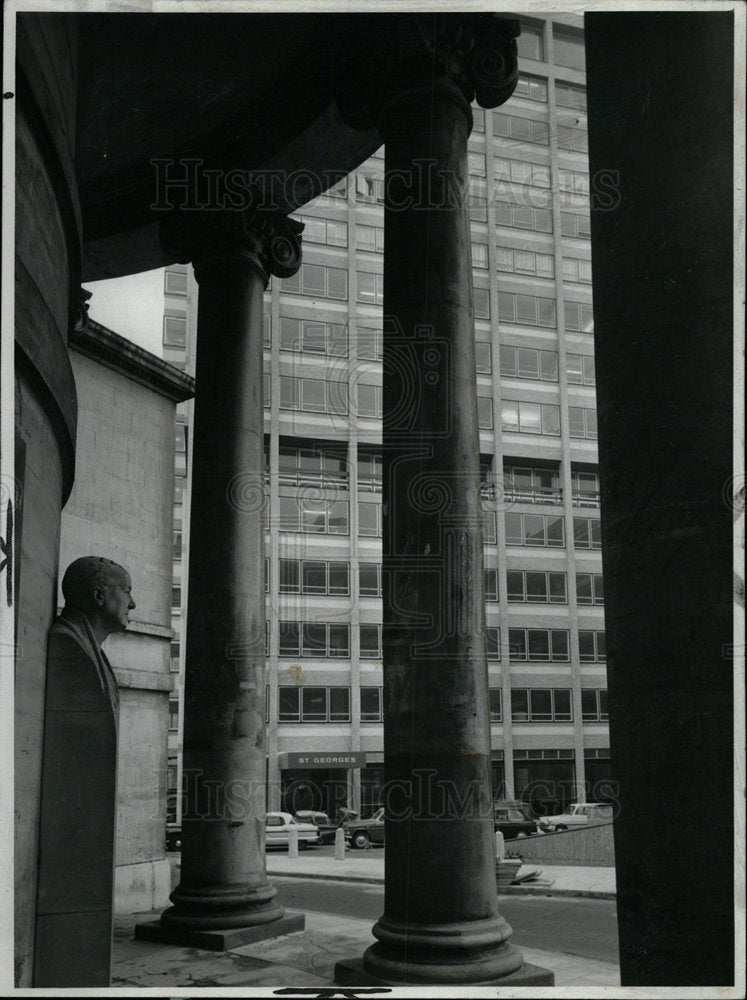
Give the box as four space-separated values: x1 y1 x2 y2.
585 11 734 986
363 79 522 984
163 250 281 928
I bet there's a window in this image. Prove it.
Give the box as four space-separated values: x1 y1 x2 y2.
472 242 489 268
279 559 350 595
571 469 600 506
168 699 179 731
573 516 602 550
499 345 558 381
494 112 549 145
297 214 348 247
553 27 585 72
278 685 351 722
170 641 180 673
576 573 604 606
281 263 348 300
172 585 181 609
279 376 349 416
511 688 573 722
513 72 548 102
489 689 503 722
579 629 606 662
581 689 609 722
478 396 494 429
279 316 348 357
565 301 594 332
503 464 562 504
361 687 382 722
359 501 382 537
163 314 187 347
484 568 499 602
566 353 596 385
357 224 385 253
357 325 383 361
358 451 382 491
563 256 592 284
360 624 382 659
501 400 560 436
505 512 565 548
475 342 492 373
278 443 348 488
508 628 569 662
359 563 382 597
264 557 270 593
516 23 544 61
165 269 188 295
497 291 556 328
357 271 384 305
473 287 491 319
468 151 486 176
472 106 485 132
487 626 501 660
555 81 587 111
357 383 382 419
355 174 384 203
497 246 554 278
568 407 598 439
494 156 551 189
507 570 567 604
560 211 591 240
278 496 350 535
264 372 271 407
483 509 497 544
278 622 350 658
495 200 552 233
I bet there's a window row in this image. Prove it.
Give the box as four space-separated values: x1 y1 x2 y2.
281 263 348 300
279 375 349 415
296 214 348 247
276 496 349 534
511 688 573 722
279 685 351 722
493 111 550 145
497 245 555 278
279 621 351 657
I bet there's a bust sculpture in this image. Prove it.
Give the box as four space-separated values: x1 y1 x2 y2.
34 557 135 987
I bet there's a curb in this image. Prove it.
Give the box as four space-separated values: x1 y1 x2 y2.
268 870 616 900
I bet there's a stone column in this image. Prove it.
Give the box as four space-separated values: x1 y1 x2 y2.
335 14 552 986
137 208 305 948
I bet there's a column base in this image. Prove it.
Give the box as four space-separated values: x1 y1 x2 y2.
134 911 305 952
335 955 554 987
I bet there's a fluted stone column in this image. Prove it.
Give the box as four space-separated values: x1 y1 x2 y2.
335 14 553 986
136 209 305 948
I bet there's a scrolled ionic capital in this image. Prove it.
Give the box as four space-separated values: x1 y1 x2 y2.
159 208 303 287
334 13 520 132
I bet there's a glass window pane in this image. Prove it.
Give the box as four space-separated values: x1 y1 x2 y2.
583 355 596 383
540 351 558 380
360 624 380 657
360 687 381 720
279 495 300 531
302 499 327 533
486 627 501 659
280 375 298 409
303 264 326 295
279 621 300 656
530 689 552 720
553 689 572 720
499 345 517 376
489 689 502 722
301 379 326 412
547 516 565 546
302 624 327 655
328 501 349 535
359 563 379 596
568 407 585 437
302 321 326 353
327 381 349 415
566 354 583 383
484 569 499 601
328 625 350 657
477 397 493 429
525 572 548 602
579 630 595 661
538 297 556 327
329 562 350 595
278 686 300 720
507 571 524 601
509 628 526 659
534 209 552 233
517 348 539 378
594 574 604 603
527 630 550 660
302 561 327 594
280 316 301 351
576 573 592 603
329 687 350 720
474 287 490 319
280 558 299 593
551 630 569 659
549 573 567 602
511 689 529 721
505 512 523 545
358 384 378 418
498 292 516 322
591 519 602 548
581 689 597 720
302 686 327 720
599 690 608 719
523 513 546 546
327 267 348 299
586 409 598 438
597 632 606 659
359 502 379 536
519 402 541 433
574 517 590 546
475 342 492 373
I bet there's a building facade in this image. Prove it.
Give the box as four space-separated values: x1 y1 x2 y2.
163 13 609 827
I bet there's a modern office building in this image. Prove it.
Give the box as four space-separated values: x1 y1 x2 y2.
162 13 608 826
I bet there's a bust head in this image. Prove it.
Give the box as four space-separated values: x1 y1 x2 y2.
61 556 136 644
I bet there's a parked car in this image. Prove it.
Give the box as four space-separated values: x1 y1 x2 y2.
493 801 539 839
265 811 321 848
293 810 340 844
344 806 385 849
539 802 614 832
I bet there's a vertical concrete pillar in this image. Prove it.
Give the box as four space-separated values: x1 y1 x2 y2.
137 209 305 947
335 14 552 986
585 11 735 987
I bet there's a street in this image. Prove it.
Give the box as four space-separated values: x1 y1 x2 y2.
273 877 619 965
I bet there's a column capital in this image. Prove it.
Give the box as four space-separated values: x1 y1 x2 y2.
335 13 520 132
159 208 303 284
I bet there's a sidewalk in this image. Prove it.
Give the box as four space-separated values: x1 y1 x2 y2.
265 851 617 899
113 908 620 989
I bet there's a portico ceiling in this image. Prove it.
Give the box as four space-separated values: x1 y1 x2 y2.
75 12 382 281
